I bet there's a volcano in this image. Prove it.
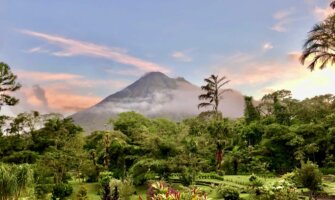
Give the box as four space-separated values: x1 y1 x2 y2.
71 72 245 132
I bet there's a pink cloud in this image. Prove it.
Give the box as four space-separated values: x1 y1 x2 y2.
16 70 83 81
214 53 303 86
313 6 334 20
213 51 335 100
20 30 170 73
15 70 129 114
21 85 101 113
287 51 302 62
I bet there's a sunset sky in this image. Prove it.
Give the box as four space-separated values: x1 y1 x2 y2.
1 0 335 115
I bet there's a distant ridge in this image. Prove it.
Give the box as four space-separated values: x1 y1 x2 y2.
71 72 245 133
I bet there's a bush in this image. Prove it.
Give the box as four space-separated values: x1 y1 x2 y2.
76 186 88 200
110 178 135 200
180 168 196 186
51 183 73 200
255 180 299 200
295 161 322 199
248 174 263 196
216 185 240 200
119 179 135 200
35 184 52 200
281 172 295 183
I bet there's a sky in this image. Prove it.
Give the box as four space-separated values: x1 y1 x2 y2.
1 0 335 115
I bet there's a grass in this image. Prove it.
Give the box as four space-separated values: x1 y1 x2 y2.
67 175 335 199
70 182 100 200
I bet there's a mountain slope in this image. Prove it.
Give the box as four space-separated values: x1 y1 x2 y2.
71 72 245 133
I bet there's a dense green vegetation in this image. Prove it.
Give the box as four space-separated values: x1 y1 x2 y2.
1 68 335 199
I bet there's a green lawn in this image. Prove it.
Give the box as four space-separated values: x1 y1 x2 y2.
70 182 100 200
67 175 335 200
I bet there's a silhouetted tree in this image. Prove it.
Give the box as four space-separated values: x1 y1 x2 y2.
300 12 335 70
198 74 231 118
0 62 21 110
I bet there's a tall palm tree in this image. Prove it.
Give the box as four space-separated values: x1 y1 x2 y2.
300 14 335 70
198 74 231 117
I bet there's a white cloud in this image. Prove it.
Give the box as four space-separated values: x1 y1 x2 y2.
260 68 335 100
171 51 193 62
21 30 170 73
270 9 295 32
273 10 292 20
262 43 274 51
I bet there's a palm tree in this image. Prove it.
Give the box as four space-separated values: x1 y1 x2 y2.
198 74 231 117
300 14 335 70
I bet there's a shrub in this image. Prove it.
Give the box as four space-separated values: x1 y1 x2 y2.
255 180 299 200
281 172 295 183
99 171 113 187
110 178 135 200
119 179 135 200
248 174 263 196
180 168 196 186
35 184 52 200
51 183 73 200
143 181 208 200
216 185 240 200
76 186 88 200
295 161 322 199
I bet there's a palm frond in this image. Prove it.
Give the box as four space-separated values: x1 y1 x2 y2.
218 80 230 89
301 14 335 70
204 78 215 85
197 102 214 109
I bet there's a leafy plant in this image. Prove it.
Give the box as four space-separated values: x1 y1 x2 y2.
254 180 298 200
51 183 73 200
0 163 33 200
76 186 88 200
216 185 240 200
248 174 263 196
294 161 322 200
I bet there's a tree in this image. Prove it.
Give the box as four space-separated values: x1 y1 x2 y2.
198 74 231 118
300 14 335 70
0 62 21 110
208 120 230 170
244 96 260 124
